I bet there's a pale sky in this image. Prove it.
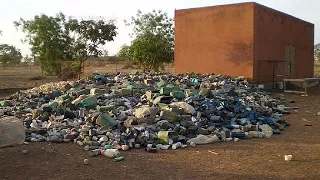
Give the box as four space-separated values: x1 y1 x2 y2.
0 0 319 56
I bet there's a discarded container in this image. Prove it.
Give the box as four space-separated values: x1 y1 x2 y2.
157 131 178 145
101 149 120 158
48 101 59 108
97 105 115 112
114 156 125 162
160 87 172 95
189 142 196 147
104 144 112 149
81 96 97 109
0 100 12 107
95 113 118 128
260 124 273 138
172 142 182 150
121 145 129 151
90 88 104 95
284 155 292 161
187 135 219 145
161 145 170 150
117 88 132 97
156 144 163 149
170 91 185 100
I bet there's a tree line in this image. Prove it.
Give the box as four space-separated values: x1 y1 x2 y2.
1 10 320 75
0 10 174 76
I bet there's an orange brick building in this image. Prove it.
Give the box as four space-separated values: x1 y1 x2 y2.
174 2 314 83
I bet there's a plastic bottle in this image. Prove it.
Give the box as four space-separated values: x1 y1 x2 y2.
231 132 247 138
156 144 163 149
172 142 182 150
210 116 221 122
104 144 112 149
189 142 196 147
161 145 170 150
114 156 125 162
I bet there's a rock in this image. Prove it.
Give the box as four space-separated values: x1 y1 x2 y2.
0 117 25 148
83 159 89 165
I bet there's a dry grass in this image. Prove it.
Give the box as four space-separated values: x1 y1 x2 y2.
1 61 318 91
0 62 173 91
314 62 320 77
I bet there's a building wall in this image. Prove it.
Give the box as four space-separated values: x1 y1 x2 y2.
174 3 255 78
253 3 314 83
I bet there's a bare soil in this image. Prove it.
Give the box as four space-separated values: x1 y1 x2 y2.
0 65 320 180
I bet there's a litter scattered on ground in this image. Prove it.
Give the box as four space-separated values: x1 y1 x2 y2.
284 155 293 161
83 158 89 165
302 118 311 123
0 73 294 160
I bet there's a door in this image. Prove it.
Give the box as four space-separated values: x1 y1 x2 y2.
285 45 295 78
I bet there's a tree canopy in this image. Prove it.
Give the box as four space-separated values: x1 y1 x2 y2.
117 44 132 61
14 13 117 76
0 44 22 67
123 10 174 72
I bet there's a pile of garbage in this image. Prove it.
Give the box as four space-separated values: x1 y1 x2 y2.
0 73 292 160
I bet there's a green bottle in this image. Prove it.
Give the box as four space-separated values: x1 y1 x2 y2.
114 156 125 162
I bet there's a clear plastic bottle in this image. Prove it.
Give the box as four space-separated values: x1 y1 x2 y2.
172 142 182 150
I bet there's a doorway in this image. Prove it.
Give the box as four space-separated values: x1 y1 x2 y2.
285 45 295 78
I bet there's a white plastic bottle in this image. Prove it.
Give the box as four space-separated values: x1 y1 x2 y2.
172 142 182 150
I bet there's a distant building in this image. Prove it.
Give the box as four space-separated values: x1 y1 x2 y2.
174 2 314 83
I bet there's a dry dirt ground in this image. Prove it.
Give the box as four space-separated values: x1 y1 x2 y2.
0 66 320 180
0 64 173 96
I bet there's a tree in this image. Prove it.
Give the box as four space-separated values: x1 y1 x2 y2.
23 55 33 63
117 44 132 61
124 10 174 72
14 13 117 76
315 43 320 61
0 44 22 67
14 13 73 75
131 32 173 71
65 18 117 72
